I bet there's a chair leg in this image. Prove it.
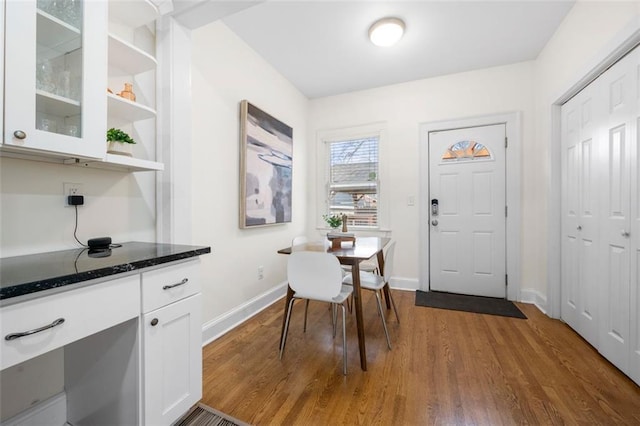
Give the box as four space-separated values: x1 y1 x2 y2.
279 298 296 359
374 291 392 350
332 304 337 337
341 302 347 375
303 299 310 332
389 290 400 323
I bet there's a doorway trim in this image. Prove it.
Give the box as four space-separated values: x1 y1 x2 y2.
419 112 522 301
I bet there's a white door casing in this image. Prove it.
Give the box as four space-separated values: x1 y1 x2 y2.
428 124 507 298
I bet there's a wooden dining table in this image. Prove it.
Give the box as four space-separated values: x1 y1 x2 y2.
277 236 391 371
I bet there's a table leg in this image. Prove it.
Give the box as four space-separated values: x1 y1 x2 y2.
280 285 295 348
377 250 391 309
351 261 367 371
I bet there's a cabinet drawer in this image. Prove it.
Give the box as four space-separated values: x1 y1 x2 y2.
1 275 140 371
141 260 200 313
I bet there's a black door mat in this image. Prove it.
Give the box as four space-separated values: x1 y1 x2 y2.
415 290 527 319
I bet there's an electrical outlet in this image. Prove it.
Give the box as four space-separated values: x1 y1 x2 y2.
258 266 264 280
63 182 83 206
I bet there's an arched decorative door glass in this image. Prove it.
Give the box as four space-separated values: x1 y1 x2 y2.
441 140 492 162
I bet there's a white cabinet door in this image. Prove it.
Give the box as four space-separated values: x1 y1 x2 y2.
3 0 107 159
143 294 202 426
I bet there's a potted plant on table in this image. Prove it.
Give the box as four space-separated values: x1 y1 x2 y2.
323 213 342 230
106 128 136 156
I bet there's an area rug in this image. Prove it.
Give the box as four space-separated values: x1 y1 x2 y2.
175 403 250 426
415 290 527 319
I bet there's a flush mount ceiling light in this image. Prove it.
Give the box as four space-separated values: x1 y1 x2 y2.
368 17 405 47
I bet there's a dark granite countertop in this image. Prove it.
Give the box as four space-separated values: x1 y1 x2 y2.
0 242 211 302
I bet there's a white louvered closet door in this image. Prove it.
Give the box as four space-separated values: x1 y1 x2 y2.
560 45 639 386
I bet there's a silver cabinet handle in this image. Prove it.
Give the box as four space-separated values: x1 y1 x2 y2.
150 318 159 326
5 318 65 341
162 278 188 290
431 220 438 226
13 130 26 140
621 230 630 238
577 225 582 231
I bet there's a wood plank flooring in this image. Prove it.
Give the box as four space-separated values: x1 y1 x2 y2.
201 290 640 425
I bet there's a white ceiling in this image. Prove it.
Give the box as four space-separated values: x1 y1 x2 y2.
180 1 576 99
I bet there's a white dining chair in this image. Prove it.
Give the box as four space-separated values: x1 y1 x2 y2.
343 241 399 350
280 251 353 375
291 235 315 332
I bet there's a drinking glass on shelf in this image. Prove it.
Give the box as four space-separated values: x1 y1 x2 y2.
38 118 57 133
60 0 81 28
36 59 55 93
62 124 79 138
57 70 71 98
70 75 82 102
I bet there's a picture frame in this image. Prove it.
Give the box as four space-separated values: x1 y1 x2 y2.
239 100 293 228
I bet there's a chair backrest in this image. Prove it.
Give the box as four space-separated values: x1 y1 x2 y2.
287 252 344 300
383 241 396 283
291 235 308 251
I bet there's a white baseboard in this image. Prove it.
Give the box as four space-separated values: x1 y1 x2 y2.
201 282 288 346
519 288 548 315
389 277 420 291
3 392 66 426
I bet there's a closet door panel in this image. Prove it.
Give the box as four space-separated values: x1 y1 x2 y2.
561 87 601 346
561 102 581 330
629 50 640 385
577 93 601 346
599 51 633 374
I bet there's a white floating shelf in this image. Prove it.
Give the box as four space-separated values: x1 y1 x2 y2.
109 0 159 28
65 154 164 172
107 93 156 121
108 34 157 75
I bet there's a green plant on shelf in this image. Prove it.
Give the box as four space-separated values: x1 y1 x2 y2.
106 128 136 144
322 213 342 229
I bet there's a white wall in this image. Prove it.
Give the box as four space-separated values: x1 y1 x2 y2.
190 22 308 326
0 158 156 257
532 1 640 313
308 61 535 291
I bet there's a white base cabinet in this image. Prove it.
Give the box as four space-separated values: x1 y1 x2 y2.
143 294 202 425
141 260 203 425
0 259 204 425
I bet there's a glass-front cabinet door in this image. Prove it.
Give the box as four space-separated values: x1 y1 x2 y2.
3 0 107 159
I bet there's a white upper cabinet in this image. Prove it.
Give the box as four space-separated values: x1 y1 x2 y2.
3 0 107 159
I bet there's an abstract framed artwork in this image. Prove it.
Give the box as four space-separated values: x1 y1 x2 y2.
239 100 293 228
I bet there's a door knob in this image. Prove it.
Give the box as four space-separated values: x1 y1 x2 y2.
431 220 438 226
621 230 630 238
150 318 159 326
13 130 26 140
577 225 582 231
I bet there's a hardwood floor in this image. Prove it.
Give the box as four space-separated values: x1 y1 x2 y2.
201 290 640 425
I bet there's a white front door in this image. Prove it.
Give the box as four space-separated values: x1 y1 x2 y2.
429 124 507 297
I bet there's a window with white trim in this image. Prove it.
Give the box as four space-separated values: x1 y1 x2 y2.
324 134 380 228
